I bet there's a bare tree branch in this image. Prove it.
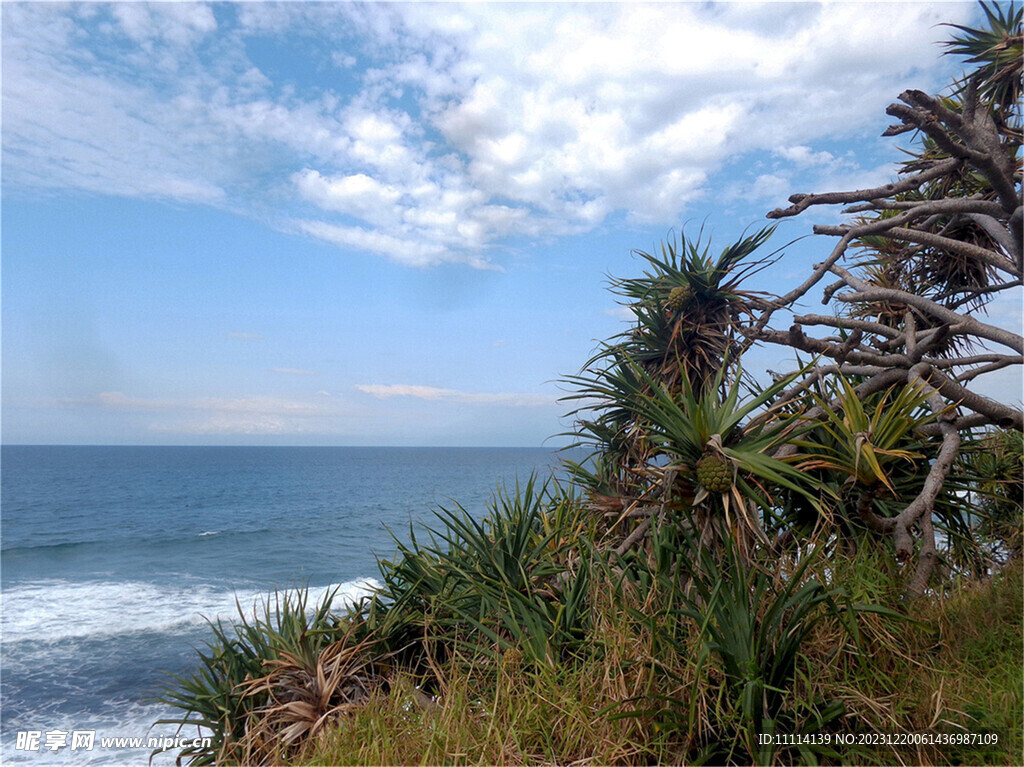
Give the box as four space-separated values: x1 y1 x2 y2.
829 264 1024 354
766 159 961 219
885 227 1019 276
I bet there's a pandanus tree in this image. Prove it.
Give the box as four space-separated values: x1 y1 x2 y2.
562 229 821 559
562 228 777 508
566 3 1022 596
750 1 1022 595
612 227 776 396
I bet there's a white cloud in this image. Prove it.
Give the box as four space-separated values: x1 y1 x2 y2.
293 169 403 223
355 384 556 407
200 96 351 160
750 174 793 204
150 415 317 436
603 306 636 321
775 145 841 169
293 219 451 268
81 391 346 436
2 4 228 202
2 2 976 267
112 3 217 48
356 384 454 401
94 392 328 416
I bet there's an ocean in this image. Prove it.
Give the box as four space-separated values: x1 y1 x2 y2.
0 445 571 764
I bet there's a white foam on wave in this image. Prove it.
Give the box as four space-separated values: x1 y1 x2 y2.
0 579 383 765
0 578 381 644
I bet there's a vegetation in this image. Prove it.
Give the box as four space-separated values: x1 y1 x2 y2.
159 5 1021 765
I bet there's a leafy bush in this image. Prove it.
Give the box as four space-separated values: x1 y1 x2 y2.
156 587 348 764
365 477 593 670
608 521 897 766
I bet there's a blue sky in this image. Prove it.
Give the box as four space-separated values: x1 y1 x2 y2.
3 1 1018 447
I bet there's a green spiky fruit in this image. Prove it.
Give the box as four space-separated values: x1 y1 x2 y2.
696 452 733 493
664 285 693 311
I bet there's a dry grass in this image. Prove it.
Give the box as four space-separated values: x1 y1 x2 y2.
301 574 675 766
233 627 390 764
301 659 659 766
163 504 1020 766
791 554 1023 766
299 555 1022 767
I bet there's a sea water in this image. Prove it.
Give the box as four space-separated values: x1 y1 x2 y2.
1 445 570 764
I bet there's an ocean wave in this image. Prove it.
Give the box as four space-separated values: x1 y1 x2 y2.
1 698 185 766
1 526 279 556
0 578 381 644
1 539 108 555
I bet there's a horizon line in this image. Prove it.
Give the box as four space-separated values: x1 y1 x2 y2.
1 442 578 450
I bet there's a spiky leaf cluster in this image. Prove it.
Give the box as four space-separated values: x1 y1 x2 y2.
943 1 1023 117
563 228 781 504
609 226 776 396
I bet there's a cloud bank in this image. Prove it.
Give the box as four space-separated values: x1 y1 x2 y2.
356 384 557 408
81 391 341 435
3 2 972 268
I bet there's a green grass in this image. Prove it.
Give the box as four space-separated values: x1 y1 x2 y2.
302 656 660 766
922 560 1023 765
299 554 1022 767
